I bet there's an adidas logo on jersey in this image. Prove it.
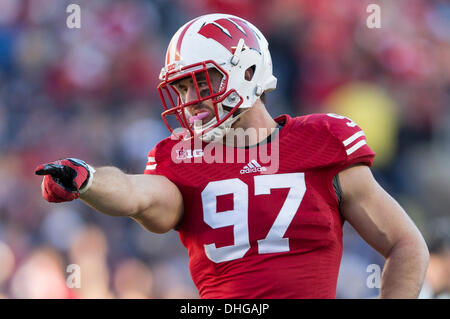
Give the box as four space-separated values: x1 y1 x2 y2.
240 160 267 174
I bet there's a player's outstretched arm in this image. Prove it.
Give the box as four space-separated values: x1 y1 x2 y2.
35 159 183 234
338 164 429 299
80 166 183 233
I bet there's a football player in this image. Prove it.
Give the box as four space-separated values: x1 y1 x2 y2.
36 13 428 298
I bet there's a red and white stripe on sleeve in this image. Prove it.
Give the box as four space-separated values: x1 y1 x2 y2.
326 113 375 166
144 148 157 174
342 130 367 156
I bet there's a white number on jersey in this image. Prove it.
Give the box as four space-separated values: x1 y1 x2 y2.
202 178 250 263
202 173 306 263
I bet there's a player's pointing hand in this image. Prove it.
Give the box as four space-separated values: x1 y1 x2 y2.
35 158 95 203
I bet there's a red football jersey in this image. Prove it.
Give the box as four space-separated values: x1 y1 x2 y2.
144 113 375 298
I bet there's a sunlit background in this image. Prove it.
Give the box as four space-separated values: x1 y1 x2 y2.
0 0 449 298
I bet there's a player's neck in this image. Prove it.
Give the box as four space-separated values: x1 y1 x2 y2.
221 101 278 148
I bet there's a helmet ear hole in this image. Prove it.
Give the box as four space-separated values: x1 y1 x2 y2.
245 65 256 81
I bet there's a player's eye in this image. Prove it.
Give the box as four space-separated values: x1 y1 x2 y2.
174 84 187 94
198 82 211 97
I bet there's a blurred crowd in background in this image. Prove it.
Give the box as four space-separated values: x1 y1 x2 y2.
0 0 449 298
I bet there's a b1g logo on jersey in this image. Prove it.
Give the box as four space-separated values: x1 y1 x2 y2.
176 149 204 160
198 18 261 54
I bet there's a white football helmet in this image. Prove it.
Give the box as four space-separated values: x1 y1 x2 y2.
158 13 277 141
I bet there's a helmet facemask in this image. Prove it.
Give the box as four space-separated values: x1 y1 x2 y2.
158 60 244 141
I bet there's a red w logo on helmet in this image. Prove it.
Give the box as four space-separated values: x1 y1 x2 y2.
198 18 261 54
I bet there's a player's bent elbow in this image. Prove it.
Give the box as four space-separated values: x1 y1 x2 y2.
415 234 430 270
391 230 430 270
